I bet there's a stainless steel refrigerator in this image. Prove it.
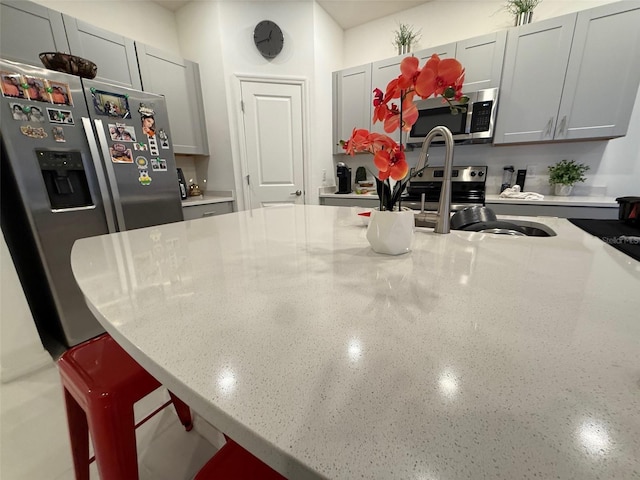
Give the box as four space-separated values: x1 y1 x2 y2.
1 58 184 348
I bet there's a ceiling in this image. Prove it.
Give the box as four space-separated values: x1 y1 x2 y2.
151 0 430 30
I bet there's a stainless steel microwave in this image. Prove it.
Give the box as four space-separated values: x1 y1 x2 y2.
406 88 498 145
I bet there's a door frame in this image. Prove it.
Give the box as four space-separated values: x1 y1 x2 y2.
232 74 310 211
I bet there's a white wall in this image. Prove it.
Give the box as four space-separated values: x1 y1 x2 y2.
176 0 343 207
343 0 618 67
0 234 51 383
33 0 182 56
312 2 345 196
337 0 640 198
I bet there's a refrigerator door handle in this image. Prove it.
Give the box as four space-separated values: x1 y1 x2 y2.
93 118 127 231
82 117 117 234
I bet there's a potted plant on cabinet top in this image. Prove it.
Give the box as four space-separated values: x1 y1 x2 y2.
548 159 590 196
392 23 422 55
506 0 542 25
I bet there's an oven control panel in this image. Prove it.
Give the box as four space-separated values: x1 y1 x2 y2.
410 166 487 183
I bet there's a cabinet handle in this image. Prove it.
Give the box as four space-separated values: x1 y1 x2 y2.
203 211 217 217
556 115 567 137
544 117 554 137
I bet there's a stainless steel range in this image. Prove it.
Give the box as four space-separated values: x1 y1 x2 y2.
402 166 487 211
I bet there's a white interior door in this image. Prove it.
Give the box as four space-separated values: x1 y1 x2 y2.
240 80 305 208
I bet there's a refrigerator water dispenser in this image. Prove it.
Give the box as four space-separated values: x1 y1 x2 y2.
37 150 93 210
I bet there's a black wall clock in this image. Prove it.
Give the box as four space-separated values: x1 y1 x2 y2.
253 20 284 59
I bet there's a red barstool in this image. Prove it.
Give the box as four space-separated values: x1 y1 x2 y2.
58 333 193 480
194 439 287 479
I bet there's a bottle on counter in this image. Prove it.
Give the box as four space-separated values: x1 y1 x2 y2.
500 166 515 193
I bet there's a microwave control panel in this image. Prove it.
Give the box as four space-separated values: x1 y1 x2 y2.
469 100 493 133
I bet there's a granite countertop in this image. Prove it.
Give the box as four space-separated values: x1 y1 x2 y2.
485 194 619 207
320 192 619 207
181 191 234 207
70 205 640 480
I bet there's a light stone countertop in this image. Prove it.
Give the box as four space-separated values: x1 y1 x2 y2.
485 194 618 207
181 192 234 207
319 192 620 208
70 205 640 480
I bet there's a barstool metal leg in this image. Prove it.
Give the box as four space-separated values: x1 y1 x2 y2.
168 392 193 431
63 388 90 480
87 401 139 480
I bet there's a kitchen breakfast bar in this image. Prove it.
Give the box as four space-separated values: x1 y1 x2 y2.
70 205 640 479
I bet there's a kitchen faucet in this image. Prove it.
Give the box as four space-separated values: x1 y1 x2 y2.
414 126 455 234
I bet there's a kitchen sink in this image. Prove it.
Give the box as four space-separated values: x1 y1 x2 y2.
414 214 557 237
501 219 557 237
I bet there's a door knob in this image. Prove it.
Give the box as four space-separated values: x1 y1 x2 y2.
290 190 302 196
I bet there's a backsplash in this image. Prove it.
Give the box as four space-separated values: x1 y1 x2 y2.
176 155 208 192
333 136 638 198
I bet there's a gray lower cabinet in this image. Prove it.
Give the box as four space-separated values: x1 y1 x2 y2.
136 44 209 156
486 202 617 219
0 0 69 65
182 202 233 220
320 196 379 208
62 15 142 90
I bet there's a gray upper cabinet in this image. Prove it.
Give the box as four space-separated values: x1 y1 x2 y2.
555 2 640 141
62 15 142 90
369 42 456 135
495 2 640 144
493 14 576 144
136 43 209 156
456 31 506 91
0 0 69 66
332 63 372 154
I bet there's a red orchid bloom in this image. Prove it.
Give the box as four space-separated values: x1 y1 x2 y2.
341 53 467 212
415 54 465 99
383 91 418 133
374 147 408 181
342 128 371 155
342 128 407 182
398 56 420 90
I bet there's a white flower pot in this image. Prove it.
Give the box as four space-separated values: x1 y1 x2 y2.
366 209 414 255
554 184 573 196
515 11 534 26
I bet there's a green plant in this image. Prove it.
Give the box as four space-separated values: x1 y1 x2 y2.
548 159 590 186
505 0 541 15
392 23 422 48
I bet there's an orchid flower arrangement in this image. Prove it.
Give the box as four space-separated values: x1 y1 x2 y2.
341 54 467 212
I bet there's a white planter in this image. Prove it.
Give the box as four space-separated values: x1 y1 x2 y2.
515 11 534 26
554 184 573 196
366 209 414 255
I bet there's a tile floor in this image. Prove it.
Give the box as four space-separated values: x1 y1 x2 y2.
0 361 221 479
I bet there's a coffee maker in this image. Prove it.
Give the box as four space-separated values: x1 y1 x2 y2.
336 162 352 194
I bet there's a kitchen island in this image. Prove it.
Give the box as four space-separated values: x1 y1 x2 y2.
70 205 640 480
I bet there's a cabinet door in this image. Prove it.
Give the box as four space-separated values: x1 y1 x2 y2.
413 42 457 61
369 43 456 135
137 44 209 155
63 15 142 90
0 0 69 66
456 31 507 91
333 64 371 153
182 202 233 220
556 3 640 140
493 14 576 144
